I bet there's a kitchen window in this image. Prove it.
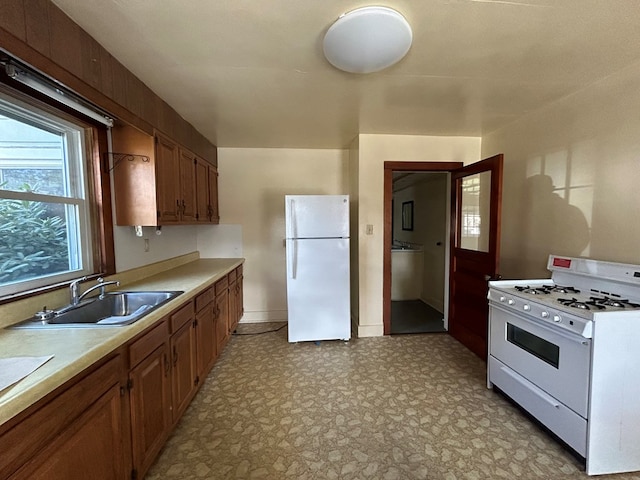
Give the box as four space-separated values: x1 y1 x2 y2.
0 87 114 299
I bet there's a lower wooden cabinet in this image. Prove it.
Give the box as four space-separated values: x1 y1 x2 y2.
214 277 230 353
0 356 128 480
128 320 171 479
196 288 217 376
0 264 244 480
169 303 197 423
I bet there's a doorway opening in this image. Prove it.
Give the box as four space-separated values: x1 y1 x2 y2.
383 162 462 336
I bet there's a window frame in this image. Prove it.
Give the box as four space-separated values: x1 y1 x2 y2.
0 83 115 303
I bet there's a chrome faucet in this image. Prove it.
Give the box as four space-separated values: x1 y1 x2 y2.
69 276 120 305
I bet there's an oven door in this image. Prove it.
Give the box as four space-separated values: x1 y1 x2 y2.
489 303 591 418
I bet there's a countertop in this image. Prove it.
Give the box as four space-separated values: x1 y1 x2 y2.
0 258 243 428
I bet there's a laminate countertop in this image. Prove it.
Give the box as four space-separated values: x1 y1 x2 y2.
0 258 243 428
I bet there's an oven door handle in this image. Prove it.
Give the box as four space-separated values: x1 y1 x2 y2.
491 303 591 344
500 366 560 409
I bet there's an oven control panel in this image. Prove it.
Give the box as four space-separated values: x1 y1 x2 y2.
488 288 593 338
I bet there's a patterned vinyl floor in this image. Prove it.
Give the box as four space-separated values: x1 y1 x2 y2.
146 323 640 480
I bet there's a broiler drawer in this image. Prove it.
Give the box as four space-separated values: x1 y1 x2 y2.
488 356 587 456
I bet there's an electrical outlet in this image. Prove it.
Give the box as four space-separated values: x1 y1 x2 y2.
366 224 373 235
144 238 150 252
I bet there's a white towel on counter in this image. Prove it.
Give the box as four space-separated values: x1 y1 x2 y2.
0 355 54 393
96 304 152 325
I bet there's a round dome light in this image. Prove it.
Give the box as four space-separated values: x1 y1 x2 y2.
323 6 413 74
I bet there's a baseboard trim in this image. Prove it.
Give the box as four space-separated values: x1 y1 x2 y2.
358 324 383 337
239 310 287 323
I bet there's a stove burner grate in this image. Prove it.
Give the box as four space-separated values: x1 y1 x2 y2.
514 285 550 295
546 285 581 294
588 296 640 309
557 297 600 310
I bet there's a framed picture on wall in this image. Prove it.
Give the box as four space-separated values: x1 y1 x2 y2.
402 201 413 231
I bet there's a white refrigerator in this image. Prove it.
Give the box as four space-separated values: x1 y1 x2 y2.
285 195 351 343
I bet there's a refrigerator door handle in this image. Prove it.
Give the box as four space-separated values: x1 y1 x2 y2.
288 239 297 279
288 198 296 239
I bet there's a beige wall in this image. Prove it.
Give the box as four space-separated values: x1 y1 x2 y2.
114 225 198 272
356 135 481 337
482 62 640 279
214 148 350 322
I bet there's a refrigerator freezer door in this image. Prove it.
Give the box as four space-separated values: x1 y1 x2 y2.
285 195 349 239
286 238 350 342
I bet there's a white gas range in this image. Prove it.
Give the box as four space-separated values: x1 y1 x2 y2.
487 255 640 476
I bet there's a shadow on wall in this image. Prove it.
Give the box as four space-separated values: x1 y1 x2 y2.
523 174 590 271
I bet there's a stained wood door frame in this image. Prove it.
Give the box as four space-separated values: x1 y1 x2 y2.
383 161 463 335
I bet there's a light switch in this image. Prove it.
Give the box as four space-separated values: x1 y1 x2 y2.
366 224 373 235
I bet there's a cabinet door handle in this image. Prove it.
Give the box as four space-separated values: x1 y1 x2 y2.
173 346 178 366
176 199 180 216
181 199 186 214
164 352 170 377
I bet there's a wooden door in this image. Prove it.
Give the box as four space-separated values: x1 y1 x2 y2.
170 321 196 423
155 133 180 223
179 148 197 222
449 154 503 359
129 344 171 478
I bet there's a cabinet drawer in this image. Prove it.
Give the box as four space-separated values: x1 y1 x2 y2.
235 265 243 277
170 301 194 333
215 277 229 296
129 319 169 368
195 288 214 312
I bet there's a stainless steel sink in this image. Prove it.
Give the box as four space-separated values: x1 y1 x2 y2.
10 291 183 329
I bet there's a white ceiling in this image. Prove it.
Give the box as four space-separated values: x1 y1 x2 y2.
52 0 640 149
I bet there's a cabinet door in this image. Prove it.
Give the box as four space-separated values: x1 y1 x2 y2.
207 164 220 224
3 357 127 480
170 320 197 423
228 278 237 335
155 133 180 223
179 148 197 222
196 301 216 376
215 289 229 354
129 344 171 478
195 157 210 223
237 273 244 321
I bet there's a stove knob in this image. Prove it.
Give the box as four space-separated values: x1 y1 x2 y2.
499 296 506 303
507 299 515 305
553 314 562 323
523 304 531 311
541 311 549 318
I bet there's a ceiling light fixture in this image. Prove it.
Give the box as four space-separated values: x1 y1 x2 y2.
323 6 412 74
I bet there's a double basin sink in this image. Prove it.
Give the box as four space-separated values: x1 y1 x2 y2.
11 291 183 329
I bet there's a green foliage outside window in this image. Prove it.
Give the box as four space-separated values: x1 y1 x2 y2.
0 183 69 284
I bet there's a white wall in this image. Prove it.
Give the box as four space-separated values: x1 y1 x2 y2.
114 225 198 272
483 62 640 279
214 147 349 322
355 134 481 337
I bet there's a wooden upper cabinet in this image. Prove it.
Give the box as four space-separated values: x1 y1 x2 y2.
111 124 219 226
208 163 220 224
178 148 197 223
195 157 209 223
156 133 181 224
